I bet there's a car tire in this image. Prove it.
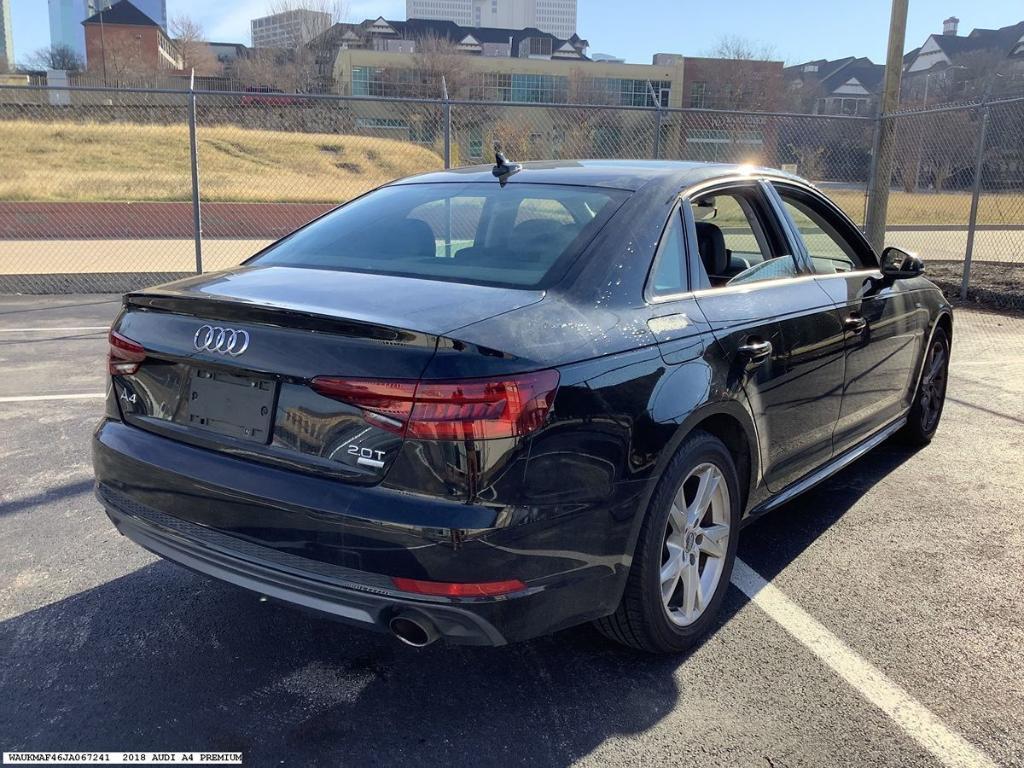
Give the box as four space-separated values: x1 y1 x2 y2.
899 325 950 446
595 430 741 654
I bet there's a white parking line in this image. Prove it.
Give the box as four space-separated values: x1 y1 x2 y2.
731 559 996 768
0 393 105 403
0 326 109 333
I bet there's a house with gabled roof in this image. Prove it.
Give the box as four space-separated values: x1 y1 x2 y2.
902 16 1024 103
313 17 588 61
784 56 884 116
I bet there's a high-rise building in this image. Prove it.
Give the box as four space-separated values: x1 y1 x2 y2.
406 0 577 39
0 0 14 70
128 0 165 30
48 0 111 61
251 8 332 48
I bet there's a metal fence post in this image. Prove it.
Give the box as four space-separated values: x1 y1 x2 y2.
441 76 451 169
647 81 662 160
187 72 203 274
961 102 990 300
863 113 883 229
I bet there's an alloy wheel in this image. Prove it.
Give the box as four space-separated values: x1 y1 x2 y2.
918 338 948 433
660 462 731 627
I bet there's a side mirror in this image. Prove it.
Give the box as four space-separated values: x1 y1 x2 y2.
880 247 925 279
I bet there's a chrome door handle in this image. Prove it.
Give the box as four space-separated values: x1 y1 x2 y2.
738 339 772 364
843 315 867 334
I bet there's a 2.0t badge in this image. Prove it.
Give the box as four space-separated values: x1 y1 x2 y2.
193 325 250 356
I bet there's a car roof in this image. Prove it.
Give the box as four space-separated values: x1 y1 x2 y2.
392 159 807 192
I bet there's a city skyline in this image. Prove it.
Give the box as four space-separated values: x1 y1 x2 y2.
5 0 1024 68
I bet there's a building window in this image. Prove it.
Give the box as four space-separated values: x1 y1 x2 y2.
686 129 763 162
583 78 670 107
690 81 707 109
520 37 553 57
512 73 562 103
468 126 483 159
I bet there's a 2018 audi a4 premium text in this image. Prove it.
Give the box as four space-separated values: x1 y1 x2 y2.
93 159 952 652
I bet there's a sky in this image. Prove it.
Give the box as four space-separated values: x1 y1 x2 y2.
7 0 1024 67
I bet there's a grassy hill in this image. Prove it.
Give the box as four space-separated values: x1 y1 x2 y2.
0 120 443 204
0 119 1019 227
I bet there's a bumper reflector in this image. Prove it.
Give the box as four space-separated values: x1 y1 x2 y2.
391 577 526 597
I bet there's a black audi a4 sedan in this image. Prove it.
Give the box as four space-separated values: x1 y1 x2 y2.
93 159 952 653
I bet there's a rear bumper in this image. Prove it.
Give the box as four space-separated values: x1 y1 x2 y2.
92 419 630 645
98 483 507 645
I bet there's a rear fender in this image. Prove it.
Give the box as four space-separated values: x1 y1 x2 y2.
623 397 761 559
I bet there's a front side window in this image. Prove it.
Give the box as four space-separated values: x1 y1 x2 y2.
251 183 628 289
773 186 874 273
691 190 798 288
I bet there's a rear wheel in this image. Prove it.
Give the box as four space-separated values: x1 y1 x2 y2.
595 431 740 653
900 325 949 446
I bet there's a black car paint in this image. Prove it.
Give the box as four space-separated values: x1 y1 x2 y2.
93 160 952 646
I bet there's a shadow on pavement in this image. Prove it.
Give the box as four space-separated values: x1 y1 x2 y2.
0 443 919 765
0 478 95 518
0 558 721 765
738 441 918 580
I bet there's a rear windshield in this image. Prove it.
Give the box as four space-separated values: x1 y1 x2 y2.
250 182 629 288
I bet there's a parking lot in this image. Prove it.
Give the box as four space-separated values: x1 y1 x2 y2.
1 294 1022 767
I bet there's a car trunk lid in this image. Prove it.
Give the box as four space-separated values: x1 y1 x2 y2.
111 266 544 483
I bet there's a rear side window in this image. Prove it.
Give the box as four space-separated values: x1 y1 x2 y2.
252 182 628 288
648 208 686 297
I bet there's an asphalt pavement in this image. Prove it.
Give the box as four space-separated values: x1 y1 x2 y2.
0 294 1022 767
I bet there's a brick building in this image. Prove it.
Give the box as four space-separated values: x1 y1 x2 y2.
83 0 181 80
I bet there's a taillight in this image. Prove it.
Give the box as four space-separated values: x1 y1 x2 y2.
310 370 559 441
108 330 146 375
391 577 526 597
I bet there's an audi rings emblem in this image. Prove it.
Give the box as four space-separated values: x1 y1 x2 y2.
193 325 250 356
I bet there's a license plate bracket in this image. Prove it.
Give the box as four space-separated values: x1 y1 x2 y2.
187 369 276 444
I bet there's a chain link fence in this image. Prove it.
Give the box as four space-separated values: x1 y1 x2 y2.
0 84 1021 304
880 98 1024 308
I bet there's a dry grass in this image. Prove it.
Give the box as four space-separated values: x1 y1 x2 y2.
827 189 1024 227
0 119 1021 228
0 120 443 203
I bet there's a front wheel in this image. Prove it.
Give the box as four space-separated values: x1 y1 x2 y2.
595 431 740 653
900 325 950 446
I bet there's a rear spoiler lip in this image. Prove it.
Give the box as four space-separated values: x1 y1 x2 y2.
124 292 436 348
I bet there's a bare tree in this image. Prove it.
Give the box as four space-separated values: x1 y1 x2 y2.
23 44 85 72
411 33 475 98
258 0 347 91
696 35 782 111
706 35 777 62
170 14 222 76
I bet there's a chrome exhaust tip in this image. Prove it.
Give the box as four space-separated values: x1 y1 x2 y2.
389 613 440 647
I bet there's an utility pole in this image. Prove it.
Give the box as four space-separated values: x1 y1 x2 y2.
864 0 909 251
99 7 108 87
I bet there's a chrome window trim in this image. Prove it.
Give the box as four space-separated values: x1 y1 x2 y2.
645 172 882 306
648 270 829 305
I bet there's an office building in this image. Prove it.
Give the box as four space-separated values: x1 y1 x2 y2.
48 0 116 61
406 0 577 40
251 8 332 49
1 0 14 69
127 0 166 30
